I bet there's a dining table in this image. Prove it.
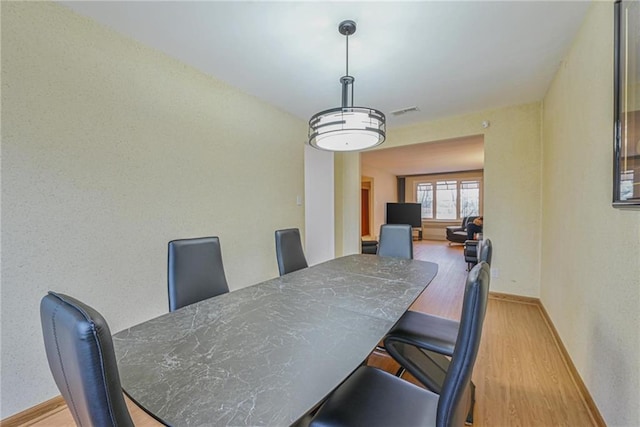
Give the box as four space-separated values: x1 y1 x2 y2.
113 254 438 426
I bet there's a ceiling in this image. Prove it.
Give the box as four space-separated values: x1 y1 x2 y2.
58 1 590 176
361 134 484 176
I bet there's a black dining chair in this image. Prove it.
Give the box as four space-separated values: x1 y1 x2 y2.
382 259 492 424
465 238 493 271
275 228 308 276
479 238 493 265
377 224 413 259
40 292 135 427
309 262 490 427
168 236 230 312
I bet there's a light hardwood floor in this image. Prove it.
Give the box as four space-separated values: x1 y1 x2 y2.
5 241 599 426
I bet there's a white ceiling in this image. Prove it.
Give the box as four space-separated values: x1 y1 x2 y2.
58 0 590 175
361 135 484 176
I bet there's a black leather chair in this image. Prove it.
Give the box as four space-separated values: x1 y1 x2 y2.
361 239 378 254
310 262 491 427
464 240 480 270
383 261 491 424
465 238 493 271
446 216 479 244
377 224 413 259
275 228 308 276
479 238 493 265
168 236 230 312
40 292 134 427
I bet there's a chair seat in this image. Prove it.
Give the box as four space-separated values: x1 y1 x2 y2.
385 311 461 395
310 366 438 427
387 310 459 356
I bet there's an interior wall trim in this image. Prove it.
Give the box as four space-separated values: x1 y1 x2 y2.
489 291 606 427
0 395 66 427
401 168 485 179
536 301 607 427
488 291 539 305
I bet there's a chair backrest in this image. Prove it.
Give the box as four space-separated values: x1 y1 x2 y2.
40 292 134 427
275 228 308 276
478 238 493 265
463 216 479 229
437 262 490 427
168 236 229 311
377 224 413 259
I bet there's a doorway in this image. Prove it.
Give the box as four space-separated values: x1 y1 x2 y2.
360 135 484 241
361 178 373 237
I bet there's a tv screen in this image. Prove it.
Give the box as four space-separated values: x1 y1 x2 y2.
386 203 422 228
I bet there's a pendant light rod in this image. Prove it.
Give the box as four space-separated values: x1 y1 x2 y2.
345 29 349 76
340 76 354 108
338 20 357 109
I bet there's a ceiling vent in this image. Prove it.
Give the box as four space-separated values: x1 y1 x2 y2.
390 106 420 116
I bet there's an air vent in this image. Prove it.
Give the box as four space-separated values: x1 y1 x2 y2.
390 106 420 116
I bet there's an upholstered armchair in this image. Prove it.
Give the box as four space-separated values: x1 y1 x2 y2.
445 216 479 244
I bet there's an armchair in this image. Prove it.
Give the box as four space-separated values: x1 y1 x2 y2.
446 216 479 244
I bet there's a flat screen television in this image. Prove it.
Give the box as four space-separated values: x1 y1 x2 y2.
386 203 422 228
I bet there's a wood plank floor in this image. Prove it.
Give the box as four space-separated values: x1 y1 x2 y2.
8 241 597 426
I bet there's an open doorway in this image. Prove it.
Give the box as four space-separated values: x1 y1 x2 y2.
361 177 373 238
360 135 484 241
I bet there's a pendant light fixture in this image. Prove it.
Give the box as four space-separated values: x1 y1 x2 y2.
308 20 386 152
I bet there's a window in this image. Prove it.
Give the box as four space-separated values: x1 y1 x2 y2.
416 183 433 219
415 176 482 220
436 181 457 219
460 180 480 217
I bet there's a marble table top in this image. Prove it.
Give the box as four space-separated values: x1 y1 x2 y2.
113 254 438 426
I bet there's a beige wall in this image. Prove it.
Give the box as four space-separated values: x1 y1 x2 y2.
334 152 361 256
1 2 305 418
541 2 640 425
304 146 335 265
360 163 397 239
340 102 543 296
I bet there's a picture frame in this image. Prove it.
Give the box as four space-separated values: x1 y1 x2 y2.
613 0 640 208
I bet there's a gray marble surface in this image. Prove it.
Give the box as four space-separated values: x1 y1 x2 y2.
113 254 438 426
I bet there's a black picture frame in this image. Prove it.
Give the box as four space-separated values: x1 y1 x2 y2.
613 0 640 208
